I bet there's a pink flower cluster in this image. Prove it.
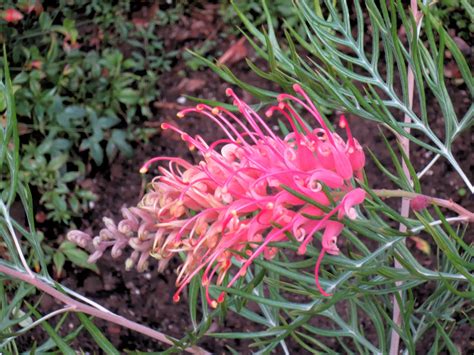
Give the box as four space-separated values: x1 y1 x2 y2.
68 85 366 307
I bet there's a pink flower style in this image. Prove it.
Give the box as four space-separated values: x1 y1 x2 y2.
68 84 366 306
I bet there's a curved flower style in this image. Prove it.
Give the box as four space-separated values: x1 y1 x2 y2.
68 84 366 306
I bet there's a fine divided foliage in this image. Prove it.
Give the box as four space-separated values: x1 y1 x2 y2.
197 0 473 192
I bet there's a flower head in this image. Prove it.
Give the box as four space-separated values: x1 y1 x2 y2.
68 85 366 305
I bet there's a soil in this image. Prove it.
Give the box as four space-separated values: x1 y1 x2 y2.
15 2 473 354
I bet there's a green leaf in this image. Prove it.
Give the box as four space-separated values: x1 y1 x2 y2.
53 252 66 278
77 314 120 355
98 116 121 129
61 171 80 183
111 130 133 157
39 12 53 31
62 246 99 273
47 154 68 171
27 304 75 354
90 141 104 165
56 106 87 128
116 88 139 105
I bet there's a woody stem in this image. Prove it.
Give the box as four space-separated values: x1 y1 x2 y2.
372 189 474 222
0 264 210 355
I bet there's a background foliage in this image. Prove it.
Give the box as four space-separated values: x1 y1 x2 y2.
1 1 182 224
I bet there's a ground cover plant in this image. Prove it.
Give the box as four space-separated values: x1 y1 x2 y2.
1 1 180 225
0 0 472 353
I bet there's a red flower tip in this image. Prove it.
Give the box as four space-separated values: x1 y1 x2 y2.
297 244 307 255
411 195 429 211
217 292 225 303
161 123 170 130
172 294 180 303
339 115 347 128
211 300 218 308
292 83 302 92
3 8 23 23
265 108 274 117
225 88 233 96
176 112 185 118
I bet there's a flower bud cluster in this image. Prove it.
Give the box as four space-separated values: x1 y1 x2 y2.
68 85 366 305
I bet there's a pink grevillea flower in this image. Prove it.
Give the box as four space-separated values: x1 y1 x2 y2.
68 84 366 307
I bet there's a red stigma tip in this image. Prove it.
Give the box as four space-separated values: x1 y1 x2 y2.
225 88 233 96
173 294 180 303
293 83 302 92
161 123 169 130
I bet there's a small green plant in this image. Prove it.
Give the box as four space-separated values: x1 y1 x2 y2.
1 48 197 355
432 0 474 41
19 136 96 223
0 1 179 223
34 233 98 277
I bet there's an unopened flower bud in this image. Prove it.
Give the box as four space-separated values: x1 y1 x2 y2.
102 217 117 232
110 244 123 258
137 253 149 272
125 257 135 271
92 236 102 248
88 250 103 263
67 230 91 249
411 195 429 211
99 229 113 241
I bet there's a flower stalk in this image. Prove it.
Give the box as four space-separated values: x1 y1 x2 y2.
390 1 420 354
0 264 209 354
372 189 474 222
69 85 368 306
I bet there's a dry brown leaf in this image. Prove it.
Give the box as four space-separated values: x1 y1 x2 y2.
218 37 248 66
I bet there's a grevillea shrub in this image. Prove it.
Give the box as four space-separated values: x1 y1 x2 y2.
2 1 473 353
64 86 473 353
68 85 367 304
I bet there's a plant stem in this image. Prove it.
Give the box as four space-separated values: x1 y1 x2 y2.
0 264 210 354
0 201 34 277
8 306 75 337
416 153 440 179
410 216 469 233
389 2 419 354
372 189 474 222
